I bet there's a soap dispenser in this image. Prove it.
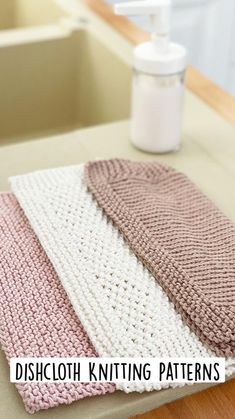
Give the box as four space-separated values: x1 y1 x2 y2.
115 0 187 153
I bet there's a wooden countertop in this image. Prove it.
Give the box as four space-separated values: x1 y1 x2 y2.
84 0 235 128
132 379 235 419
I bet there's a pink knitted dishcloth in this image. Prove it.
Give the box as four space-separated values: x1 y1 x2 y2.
86 159 235 357
0 193 115 414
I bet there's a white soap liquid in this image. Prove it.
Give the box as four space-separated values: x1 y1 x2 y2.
131 73 185 153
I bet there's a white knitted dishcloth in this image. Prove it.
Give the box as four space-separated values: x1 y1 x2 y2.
10 165 235 392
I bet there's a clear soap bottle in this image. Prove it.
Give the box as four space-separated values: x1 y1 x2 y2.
115 0 187 153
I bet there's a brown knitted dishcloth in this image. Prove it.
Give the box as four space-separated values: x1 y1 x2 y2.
85 159 235 356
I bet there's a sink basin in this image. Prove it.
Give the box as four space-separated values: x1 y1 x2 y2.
0 0 66 30
0 23 131 144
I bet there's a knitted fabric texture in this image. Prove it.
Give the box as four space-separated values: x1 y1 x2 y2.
0 193 115 414
85 159 235 357
10 166 235 393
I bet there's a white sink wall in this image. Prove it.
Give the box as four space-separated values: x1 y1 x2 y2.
0 0 67 30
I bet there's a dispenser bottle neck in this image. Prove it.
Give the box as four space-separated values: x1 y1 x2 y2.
151 32 169 53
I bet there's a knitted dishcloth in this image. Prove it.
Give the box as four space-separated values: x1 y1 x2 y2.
0 193 115 414
10 166 235 393
85 159 235 357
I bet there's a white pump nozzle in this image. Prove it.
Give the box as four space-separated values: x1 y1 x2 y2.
115 0 171 51
115 0 186 76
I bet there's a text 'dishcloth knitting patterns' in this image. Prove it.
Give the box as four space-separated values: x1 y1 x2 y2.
85 159 235 357
0 193 115 413
10 166 234 393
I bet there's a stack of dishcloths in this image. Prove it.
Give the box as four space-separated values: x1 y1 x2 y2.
0 159 234 413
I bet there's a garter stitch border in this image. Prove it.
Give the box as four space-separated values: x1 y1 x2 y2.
10 166 235 393
85 159 235 356
0 193 115 413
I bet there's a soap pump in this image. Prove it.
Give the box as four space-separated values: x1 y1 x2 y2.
115 0 187 153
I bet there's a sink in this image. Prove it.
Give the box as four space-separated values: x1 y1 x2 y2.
0 0 67 30
0 23 131 144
